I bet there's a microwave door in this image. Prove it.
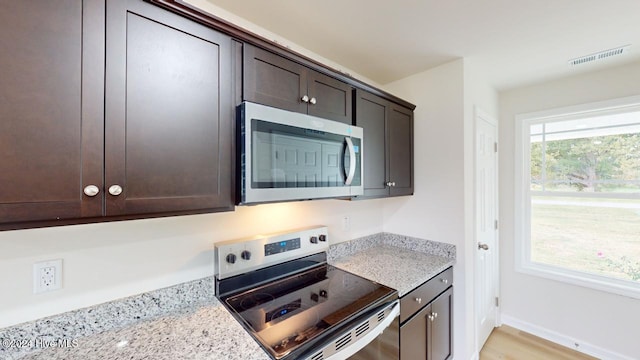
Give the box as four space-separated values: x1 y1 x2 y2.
240 101 364 204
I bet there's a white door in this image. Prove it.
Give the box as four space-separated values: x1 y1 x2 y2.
475 107 499 350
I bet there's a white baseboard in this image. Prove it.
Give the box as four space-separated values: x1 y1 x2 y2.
500 315 635 360
468 352 479 360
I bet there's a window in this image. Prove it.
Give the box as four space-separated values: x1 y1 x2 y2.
515 96 640 298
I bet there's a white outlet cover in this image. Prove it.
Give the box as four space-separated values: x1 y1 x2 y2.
33 259 63 294
342 216 351 231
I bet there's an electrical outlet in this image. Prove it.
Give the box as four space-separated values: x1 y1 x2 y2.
33 259 62 294
342 216 351 231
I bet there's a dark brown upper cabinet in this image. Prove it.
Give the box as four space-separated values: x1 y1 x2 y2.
0 0 105 224
1 0 236 229
244 44 353 124
105 0 235 216
355 89 414 199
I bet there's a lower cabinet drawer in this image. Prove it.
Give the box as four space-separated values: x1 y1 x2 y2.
400 267 453 323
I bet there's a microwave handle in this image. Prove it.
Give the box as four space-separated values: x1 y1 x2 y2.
344 137 357 185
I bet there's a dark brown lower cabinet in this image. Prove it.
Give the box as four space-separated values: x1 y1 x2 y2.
401 287 453 360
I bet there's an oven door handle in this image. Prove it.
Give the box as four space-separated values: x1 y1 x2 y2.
344 137 357 186
320 300 400 360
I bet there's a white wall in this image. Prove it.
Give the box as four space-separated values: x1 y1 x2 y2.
499 61 640 359
383 58 498 360
0 199 385 328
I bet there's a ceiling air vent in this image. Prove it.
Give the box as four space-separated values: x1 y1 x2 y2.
568 45 631 66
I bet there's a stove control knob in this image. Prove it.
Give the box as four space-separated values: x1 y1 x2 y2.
241 250 252 260
319 289 328 298
319 234 327 242
310 236 318 244
226 253 237 264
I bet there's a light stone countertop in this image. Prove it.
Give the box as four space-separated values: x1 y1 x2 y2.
0 279 270 360
328 233 456 297
11 299 270 360
330 245 454 297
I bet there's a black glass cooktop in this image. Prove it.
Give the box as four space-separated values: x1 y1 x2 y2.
218 260 396 359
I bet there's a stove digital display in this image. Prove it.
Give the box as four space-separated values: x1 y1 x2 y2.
264 238 301 256
265 298 302 322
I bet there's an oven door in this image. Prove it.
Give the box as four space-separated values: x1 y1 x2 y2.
239 101 364 205
348 313 399 360
300 300 400 360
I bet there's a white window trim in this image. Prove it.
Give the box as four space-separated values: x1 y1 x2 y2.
515 95 640 300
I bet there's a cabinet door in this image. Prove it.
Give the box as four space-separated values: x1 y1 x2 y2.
400 303 430 360
388 104 414 197
244 44 308 114
307 71 353 124
431 288 453 360
355 90 390 198
105 0 234 216
0 0 104 225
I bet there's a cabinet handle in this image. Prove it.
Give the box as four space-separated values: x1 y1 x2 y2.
108 185 123 196
309 97 317 105
386 181 396 187
83 185 100 197
415 297 422 304
441 278 449 284
433 312 438 319
301 95 310 103
392 182 396 187
428 314 435 322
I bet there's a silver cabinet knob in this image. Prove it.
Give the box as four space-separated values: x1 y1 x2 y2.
386 181 395 187
433 312 438 319
415 297 422 304
392 182 396 187
83 185 100 197
478 243 489 251
441 278 449 284
301 95 310 103
428 314 435 322
309 97 317 105
108 185 123 196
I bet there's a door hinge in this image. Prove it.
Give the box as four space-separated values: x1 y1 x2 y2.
494 142 498 153
494 219 498 230
495 297 499 307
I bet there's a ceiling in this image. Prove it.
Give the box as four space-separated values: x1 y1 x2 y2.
203 0 640 91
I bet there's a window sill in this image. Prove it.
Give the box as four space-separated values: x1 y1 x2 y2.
516 261 640 300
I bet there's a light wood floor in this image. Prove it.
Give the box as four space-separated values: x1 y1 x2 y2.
479 325 599 360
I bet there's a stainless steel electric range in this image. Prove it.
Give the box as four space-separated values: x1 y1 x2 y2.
215 226 400 360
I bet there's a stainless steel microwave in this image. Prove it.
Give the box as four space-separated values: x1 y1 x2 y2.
237 102 364 205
